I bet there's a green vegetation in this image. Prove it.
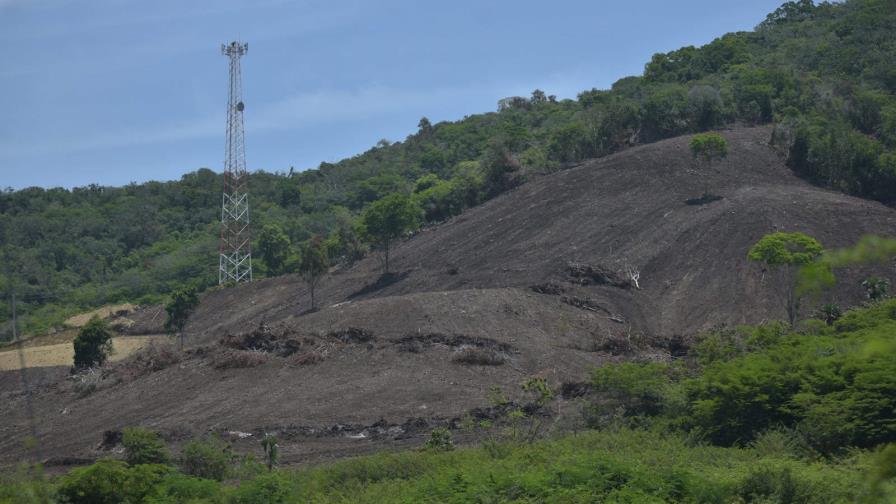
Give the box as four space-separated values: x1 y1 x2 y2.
2 429 891 503
256 224 292 277
2 0 896 339
748 232 824 324
163 287 199 350
593 299 896 455
297 236 329 310
122 428 170 466
72 317 112 369
261 435 279 471
689 132 728 196
179 436 234 481
359 193 421 274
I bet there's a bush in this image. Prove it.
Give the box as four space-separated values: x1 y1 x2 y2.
56 460 170 504
685 301 896 451
143 473 223 504
590 362 677 418
180 436 233 481
122 427 170 466
229 472 292 504
73 316 113 370
423 428 454 452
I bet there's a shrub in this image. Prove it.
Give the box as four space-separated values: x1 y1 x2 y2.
590 362 676 418
228 472 292 504
56 460 170 504
73 316 113 370
122 427 170 466
685 304 896 451
180 436 233 481
423 427 454 452
143 473 223 504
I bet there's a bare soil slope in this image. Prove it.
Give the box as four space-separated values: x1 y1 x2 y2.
3 127 894 466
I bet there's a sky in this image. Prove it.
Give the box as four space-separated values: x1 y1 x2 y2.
0 0 786 189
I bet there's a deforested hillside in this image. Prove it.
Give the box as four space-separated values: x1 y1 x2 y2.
2 126 894 467
3 0 896 342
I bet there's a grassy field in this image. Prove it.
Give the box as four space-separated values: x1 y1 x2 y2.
0 335 167 370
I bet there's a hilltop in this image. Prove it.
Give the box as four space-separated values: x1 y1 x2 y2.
2 126 894 467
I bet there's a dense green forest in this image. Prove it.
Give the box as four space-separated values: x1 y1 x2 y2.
3 0 896 339
3 299 895 502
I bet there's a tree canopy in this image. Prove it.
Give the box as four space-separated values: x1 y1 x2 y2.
747 232 824 266
360 194 421 273
73 316 113 369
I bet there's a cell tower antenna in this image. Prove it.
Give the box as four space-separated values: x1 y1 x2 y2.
219 40 253 284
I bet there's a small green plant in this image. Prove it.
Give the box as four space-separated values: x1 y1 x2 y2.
423 427 454 451
179 436 233 481
862 276 890 301
815 303 842 326
122 427 170 466
522 377 554 407
72 316 113 370
261 434 279 471
487 386 509 407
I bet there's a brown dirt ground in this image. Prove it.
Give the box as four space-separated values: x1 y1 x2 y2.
2 127 894 468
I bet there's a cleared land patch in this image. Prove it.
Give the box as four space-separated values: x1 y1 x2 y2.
0 335 166 370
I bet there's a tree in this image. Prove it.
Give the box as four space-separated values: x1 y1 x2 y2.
165 287 199 350
748 232 824 325
298 236 329 311
257 223 291 276
73 316 113 369
360 193 421 274
482 138 521 196
690 132 728 196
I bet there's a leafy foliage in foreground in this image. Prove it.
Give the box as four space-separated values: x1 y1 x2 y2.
592 300 896 454
3 0 896 339
3 428 891 503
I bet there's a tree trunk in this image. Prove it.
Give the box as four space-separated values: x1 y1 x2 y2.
384 239 390 274
310 283 315 311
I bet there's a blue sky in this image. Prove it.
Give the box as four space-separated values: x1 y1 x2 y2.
0 0 785 189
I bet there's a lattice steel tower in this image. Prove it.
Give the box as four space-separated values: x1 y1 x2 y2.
219 41 253 284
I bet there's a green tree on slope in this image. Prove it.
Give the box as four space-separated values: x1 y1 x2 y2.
257 224 292 276
690 132 728 197
165 287 199 350
748 232 823 325
360 194 421 274
299 236 329 311
73 316 113 369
